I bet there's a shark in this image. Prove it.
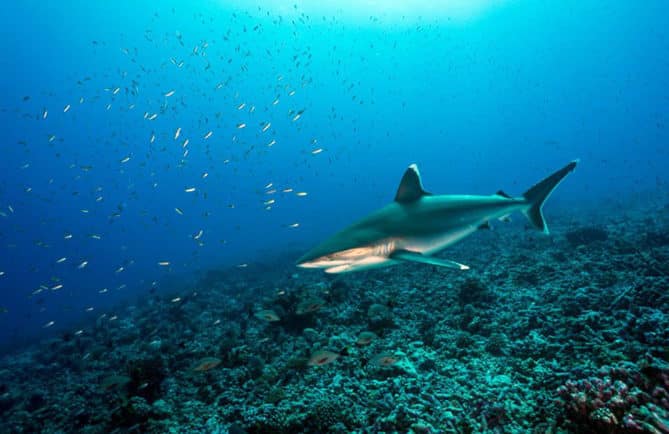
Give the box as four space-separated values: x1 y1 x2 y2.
296 160 577 273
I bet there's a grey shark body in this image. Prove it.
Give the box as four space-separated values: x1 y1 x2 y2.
297 160 577 273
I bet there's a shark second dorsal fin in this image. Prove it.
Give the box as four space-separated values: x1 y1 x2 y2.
395 164 429 203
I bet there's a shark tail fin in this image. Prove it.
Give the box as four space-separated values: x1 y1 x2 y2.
522 160 578 234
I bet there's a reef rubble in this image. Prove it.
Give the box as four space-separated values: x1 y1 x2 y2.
0 198 668 433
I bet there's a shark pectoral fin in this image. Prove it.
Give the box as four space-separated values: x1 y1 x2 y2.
390 250 469 270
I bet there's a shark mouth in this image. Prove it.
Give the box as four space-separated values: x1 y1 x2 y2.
323 256 390 273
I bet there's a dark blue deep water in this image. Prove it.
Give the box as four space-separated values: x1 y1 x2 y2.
0 2 668 432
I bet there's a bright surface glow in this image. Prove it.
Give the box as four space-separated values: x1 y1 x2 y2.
221 0 507 24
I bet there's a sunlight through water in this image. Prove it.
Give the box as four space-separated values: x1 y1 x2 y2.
221 0 509 24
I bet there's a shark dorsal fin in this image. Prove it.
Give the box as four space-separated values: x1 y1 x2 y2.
496 190 512 199
395 164 429 203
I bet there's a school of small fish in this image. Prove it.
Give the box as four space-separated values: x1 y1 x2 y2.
0 4 415 348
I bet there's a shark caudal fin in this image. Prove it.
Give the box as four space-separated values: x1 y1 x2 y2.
522 160 578 234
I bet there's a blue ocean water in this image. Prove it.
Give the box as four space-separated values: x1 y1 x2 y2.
0 0 667 352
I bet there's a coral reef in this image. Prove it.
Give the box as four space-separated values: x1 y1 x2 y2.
565 226 609 246
558 359 669 433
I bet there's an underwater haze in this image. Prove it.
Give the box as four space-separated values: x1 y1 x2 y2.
0 0 668 432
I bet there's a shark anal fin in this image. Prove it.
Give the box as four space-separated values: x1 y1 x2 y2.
390 250 469 270
478 221 492 230
395 164 430 203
